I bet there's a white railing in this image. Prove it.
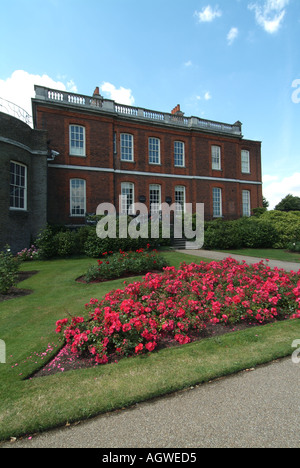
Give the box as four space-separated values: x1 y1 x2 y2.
0 97 33 127
35 86 242 136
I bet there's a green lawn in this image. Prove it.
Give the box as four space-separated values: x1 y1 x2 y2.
0 251 299 442
218 248 300 263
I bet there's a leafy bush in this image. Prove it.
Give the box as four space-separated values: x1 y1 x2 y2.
259 211 300 248
54 231 77 258
203 219 243 250
35 219 171 260
84 247 169 282
237 217 279 249
35 224 59 259
288 241 300 253
0 246 20 294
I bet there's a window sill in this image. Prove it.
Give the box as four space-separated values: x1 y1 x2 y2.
9 208 28 212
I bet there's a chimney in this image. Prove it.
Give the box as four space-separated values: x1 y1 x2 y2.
171 104 180 115
93 87 100 96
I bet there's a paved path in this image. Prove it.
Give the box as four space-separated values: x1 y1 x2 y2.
181 248 300 273
1 250 300 449
2 358 300 448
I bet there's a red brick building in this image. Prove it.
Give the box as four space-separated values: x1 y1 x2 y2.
32 85 263 226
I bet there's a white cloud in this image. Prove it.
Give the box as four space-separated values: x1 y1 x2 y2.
263 172 300 208
0 70 77 116
227 27 239 45
196 91 212 101
248 0 289 33
100 82 135 106
194 5 222 23
184 60 193 68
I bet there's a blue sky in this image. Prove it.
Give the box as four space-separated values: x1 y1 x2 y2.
1 0 300 208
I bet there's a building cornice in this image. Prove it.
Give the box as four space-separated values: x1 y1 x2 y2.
48 163 262 185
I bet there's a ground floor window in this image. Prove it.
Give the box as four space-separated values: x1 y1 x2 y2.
175 186 186 214
10 161 27 210
70 179 86 216
121 182 135 214
242 190 251 217
149 184 161 214
213 187 222 217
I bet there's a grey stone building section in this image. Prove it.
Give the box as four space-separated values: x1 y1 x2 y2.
0 112 48 253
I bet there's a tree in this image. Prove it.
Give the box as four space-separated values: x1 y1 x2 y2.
262 196 269 209
275 194 300 212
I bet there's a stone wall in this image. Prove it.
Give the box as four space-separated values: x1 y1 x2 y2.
0 112 48 253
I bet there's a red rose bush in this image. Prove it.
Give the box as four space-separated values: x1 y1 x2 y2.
56 258 300 365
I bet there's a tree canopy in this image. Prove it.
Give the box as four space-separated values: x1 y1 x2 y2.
275 194 300 212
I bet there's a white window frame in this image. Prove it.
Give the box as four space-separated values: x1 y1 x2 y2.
242 190 251 217
212 146 221 171
121 182 135 215
69 125 86 157
120 133 134 162
175 186 186 215
241 150 250 174
10 161 27 211
149 137 161 165
174 141 185 167
149 184 161 214
213 187 222 218
70 179 86 217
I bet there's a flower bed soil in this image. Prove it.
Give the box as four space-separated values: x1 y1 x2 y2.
0 271 38 302
31 321 258 379
76 270 163 284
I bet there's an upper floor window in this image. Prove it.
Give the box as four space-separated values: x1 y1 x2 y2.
69 125 86 157
70 179 86 217
10 161 27 210
213 187 222 218
241 150 250 173
242 190 251 217
121 182 135 215
121 134 134 161
149 137 161 164
212 146 221 170
174 141 185 167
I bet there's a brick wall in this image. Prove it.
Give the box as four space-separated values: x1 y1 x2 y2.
34 102 262 225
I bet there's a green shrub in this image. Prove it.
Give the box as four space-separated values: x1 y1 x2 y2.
54 231 77 257
203 219 243 250
288 241 300 253
84 248 169 282
237 217 278 249
35 224 59 259
0 245 20 294
259 211 300 248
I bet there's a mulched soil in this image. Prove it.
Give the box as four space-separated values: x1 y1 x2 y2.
76 270 163 284
0 271 38 302
31 321 259 379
